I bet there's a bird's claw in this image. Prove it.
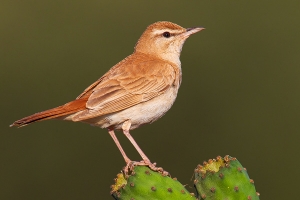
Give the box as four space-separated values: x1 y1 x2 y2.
123 160 169 176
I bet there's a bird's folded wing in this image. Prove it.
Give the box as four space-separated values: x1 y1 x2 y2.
72 59 178 121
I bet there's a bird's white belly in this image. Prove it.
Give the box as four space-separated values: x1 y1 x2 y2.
83 86 179 130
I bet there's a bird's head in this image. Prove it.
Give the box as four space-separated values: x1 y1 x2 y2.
134 21 204 64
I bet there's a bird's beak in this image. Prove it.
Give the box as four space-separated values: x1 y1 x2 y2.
181 27 205 38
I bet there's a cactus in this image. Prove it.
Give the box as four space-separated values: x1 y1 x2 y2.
110 156 260 200
111 166 196 200
194 155 260 200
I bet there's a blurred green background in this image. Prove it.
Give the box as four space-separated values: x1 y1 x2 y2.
1 1 299 199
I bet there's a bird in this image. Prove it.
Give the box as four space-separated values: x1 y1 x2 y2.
10 21 204 173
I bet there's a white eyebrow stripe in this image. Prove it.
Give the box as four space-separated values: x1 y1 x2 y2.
152 29 183 35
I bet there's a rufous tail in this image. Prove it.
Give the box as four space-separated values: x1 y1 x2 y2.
10 98 87 127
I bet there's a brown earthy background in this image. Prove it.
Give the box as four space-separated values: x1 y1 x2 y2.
1 1 299 199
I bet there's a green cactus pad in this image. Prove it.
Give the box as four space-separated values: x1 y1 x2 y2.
111 166 196 200
194 155 260 200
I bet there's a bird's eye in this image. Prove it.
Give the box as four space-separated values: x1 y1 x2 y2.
162 32 171 38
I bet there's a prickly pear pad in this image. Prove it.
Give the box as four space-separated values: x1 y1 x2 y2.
194 155 260 200
111 166 196 200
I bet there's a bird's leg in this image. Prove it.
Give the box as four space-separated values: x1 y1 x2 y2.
122 120 167 175
122 120 150 163
108 129 131 164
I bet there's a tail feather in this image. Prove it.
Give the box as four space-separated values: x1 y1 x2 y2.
10 98 87 127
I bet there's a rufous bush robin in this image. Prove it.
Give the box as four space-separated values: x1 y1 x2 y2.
11 21 204 172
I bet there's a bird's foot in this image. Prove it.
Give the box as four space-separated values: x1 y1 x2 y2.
123 160 169 176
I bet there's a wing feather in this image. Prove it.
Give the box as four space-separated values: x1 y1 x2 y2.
72 53 180 121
